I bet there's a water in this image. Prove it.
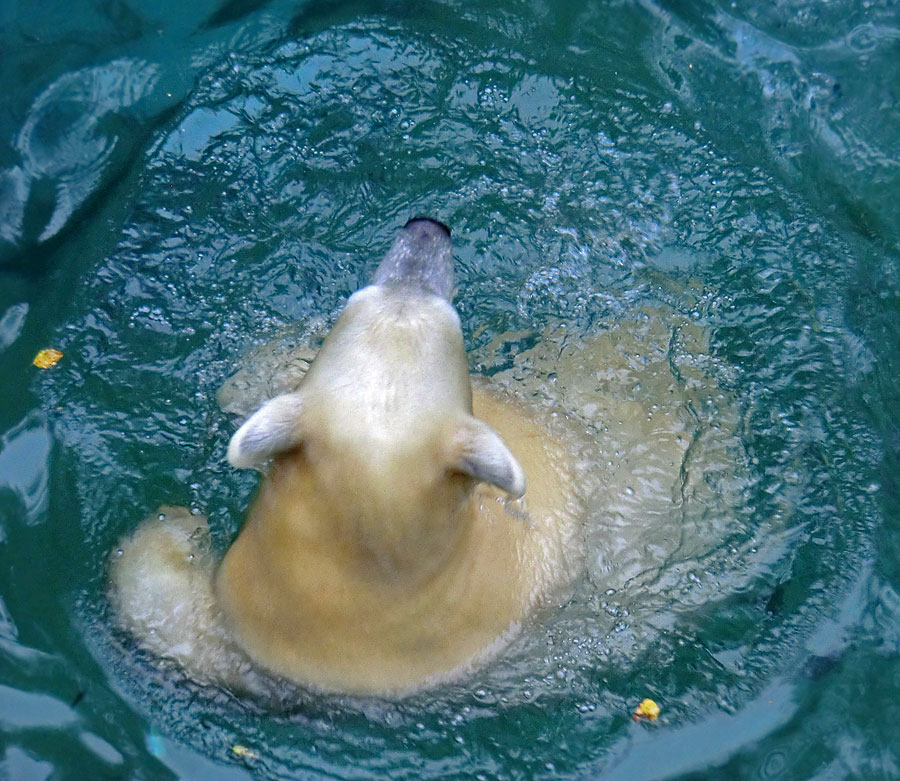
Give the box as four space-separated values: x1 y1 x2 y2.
1 0 898 778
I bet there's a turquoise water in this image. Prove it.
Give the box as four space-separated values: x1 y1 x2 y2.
1 0 899 778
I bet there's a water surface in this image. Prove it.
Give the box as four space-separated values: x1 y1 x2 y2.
1 0 898 778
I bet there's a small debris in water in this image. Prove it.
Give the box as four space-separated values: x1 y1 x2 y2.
632 698 660 722
231 745 260 760
33 348 63 369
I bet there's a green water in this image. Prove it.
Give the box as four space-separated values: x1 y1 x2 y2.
1 0 899 778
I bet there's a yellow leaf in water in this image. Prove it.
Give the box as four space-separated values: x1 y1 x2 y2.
33 349 64 369
632 698 660 721
231 745 260 760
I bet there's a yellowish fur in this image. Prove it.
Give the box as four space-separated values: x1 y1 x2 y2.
109 385 579 697
108 508 252 691
216 384 578 695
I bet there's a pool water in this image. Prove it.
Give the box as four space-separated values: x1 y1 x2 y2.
1 0 899 778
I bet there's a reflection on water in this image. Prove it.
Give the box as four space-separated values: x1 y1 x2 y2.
0 0 895 777
0 411 53 525
1 59 157 247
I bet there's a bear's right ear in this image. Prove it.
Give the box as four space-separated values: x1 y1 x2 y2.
227 393 306 469
451 416 526 499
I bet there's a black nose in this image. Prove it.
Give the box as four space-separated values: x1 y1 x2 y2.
404 216 451 237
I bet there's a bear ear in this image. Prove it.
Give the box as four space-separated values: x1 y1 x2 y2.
451 416 526 498
227 393 306 469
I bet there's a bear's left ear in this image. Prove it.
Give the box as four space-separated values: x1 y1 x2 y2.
451 416 526 498
227 392 306 469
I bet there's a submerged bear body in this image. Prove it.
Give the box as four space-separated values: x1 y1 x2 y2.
110 218 582 697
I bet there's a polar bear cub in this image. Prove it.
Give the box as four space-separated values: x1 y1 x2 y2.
110 218 580 697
